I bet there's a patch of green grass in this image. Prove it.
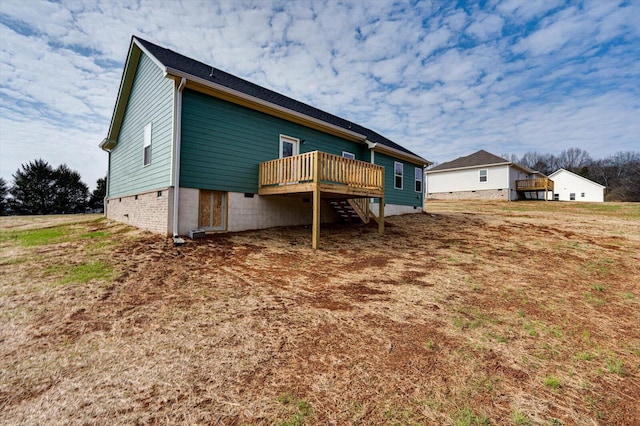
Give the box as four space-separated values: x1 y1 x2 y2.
575 352 597 361
590 284 604 292
46 261 114 286
487 332 508 343
543 375 561 390
277 394 313 426
583 292 606 306
621 291 635 299
606 357 624 376
81 231 108 239
548 418 563 426
451 407 490 426
9 226 73 246
512 410 532 425
524 322 537 337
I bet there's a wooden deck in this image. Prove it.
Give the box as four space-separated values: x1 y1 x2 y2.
259 151 384 198
259 151 385 248
516 177 554 201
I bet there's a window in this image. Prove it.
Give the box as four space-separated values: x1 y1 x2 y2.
394 161 403 189
581 193 585 198
415 167 423 193
479 169 487 182
342 151 355 160
279 134 299 158
143 123 152 166
554 194 559 201
570 193 576 200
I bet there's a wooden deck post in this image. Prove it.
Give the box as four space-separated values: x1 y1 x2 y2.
378 195 384 234
378 167 384 234
312 152 321 249
545 179 549 201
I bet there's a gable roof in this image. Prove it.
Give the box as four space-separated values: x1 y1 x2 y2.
426 149 533 173
548 168 606 188
103 36 429 165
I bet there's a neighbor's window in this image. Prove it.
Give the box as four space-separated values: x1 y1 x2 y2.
143 123 152 166
570 193 576 200
415 167 423 193
394 161 403 190
342 151 355 160
479 169 488 182
581 192 585 198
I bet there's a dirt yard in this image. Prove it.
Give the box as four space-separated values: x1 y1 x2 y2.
0 201 638 425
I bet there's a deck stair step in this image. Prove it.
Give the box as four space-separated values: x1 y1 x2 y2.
328 200 362 223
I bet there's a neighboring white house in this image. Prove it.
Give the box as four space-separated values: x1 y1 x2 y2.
425 150 548 201
548 169 605 202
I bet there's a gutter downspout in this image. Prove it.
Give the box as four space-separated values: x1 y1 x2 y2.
172 77 187 239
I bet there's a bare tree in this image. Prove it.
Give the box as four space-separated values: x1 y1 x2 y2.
557 148 592 173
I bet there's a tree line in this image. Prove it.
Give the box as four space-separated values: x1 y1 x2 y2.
0 159 106 216
501 148 640 202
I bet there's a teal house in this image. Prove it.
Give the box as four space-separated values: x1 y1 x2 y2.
101 36 430 248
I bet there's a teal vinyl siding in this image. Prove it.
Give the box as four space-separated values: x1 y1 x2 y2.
374 152 423 207
180 90 368 193
108 53 174 197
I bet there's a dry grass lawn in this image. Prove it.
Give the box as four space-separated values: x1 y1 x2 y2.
0 201 638 425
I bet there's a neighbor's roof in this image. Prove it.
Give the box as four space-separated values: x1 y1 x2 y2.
426 149 532 173
103 36 430 165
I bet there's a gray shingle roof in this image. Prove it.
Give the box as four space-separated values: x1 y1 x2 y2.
135 36 424 161
428 150 510 171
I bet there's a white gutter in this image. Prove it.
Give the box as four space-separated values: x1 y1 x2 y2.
426 161 513 174
366 140 431 166
172 77 187 238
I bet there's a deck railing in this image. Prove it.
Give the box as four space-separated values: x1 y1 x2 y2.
516 177 554 191
259 151 384 190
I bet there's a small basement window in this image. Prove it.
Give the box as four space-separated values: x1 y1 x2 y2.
581 192 585 198
479 169 487 182
415 167 423 193
570 193 576 200
394 162 403 189
143 123 152 166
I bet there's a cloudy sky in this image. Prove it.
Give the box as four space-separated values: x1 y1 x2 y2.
1 0 638 189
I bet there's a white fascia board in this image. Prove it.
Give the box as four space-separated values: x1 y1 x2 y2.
426 162 512 174
134 38 167 71
367 141 431 166
105 38 169 146
165 67 368 142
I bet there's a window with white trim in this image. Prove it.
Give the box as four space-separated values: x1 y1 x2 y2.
570 193 576 200
479 169 487 182
394 161 403 190
581 192 585 198
342 151 355 160
415 167 423 193
143 123 152 166
279 134 299 158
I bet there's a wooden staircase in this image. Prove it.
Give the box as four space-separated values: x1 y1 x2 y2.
328 199 370 223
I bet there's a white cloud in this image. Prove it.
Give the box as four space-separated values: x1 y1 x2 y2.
466 13 504 41
0 0 638 190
